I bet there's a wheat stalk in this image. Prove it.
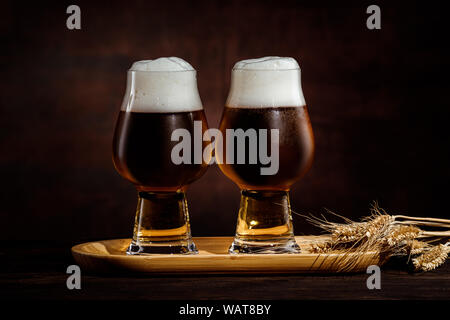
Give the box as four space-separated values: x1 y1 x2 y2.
394 215 450 227
299 202 450 272
383 225 421 247
309 241 334 254
409 240 430 255
394 239 431 256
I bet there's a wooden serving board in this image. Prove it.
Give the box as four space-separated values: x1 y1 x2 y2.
71 236 384 274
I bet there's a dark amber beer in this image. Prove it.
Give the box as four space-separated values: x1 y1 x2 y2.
113 110 208 191
218 57 314 254
219 106 313 191
112 58 208 254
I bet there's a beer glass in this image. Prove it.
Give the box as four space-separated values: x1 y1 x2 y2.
112 58 209 254
218 57 314 254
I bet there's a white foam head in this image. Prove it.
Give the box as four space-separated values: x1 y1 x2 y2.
121 57 203 113
226 56 306 108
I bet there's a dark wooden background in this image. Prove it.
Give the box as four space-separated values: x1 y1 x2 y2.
1 0 449 244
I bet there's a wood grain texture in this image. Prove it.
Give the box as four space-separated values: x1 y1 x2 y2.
71 237 384 274
1 242 449 300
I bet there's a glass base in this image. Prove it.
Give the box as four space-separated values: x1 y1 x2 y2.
127 191 198 255
229 190 301 254
127 239 198 255
228 236 301 254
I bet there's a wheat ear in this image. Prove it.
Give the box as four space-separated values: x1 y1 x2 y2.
412 243 450 272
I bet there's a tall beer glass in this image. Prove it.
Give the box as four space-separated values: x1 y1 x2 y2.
113 58 208 254
218 57 314 254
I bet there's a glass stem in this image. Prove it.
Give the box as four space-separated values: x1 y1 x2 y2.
229 190 300 254
127 191 197 255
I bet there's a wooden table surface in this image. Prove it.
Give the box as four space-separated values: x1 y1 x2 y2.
1 241 449 301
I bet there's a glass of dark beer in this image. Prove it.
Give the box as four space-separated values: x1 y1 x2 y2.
218 57 314 254
112 58 209 254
